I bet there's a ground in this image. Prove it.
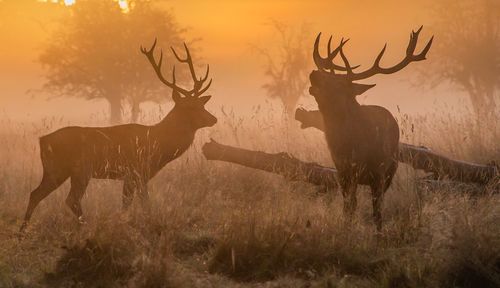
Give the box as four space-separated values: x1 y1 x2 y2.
0 110 498 288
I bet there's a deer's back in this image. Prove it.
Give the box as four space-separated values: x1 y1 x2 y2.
40 124 177 179
42 123 150 153
359 105 399 142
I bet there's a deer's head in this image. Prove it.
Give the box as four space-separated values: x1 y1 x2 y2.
310 27 433 110
141 40 217 129
171 90 217 128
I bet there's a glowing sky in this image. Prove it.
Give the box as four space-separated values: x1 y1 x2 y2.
39 0 128 10
0 0 469 121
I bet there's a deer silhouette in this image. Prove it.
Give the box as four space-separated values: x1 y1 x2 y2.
20 40 216 231
309 27 433 230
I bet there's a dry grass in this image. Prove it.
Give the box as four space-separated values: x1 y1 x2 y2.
0 107 498 287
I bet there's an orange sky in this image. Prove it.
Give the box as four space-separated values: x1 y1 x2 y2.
0 0 465 121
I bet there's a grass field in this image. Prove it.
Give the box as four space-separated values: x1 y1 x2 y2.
0 108 498 287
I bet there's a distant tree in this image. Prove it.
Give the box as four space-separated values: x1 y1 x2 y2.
253 21 311 116
419 0 499 120
39 0 189 123
0 0 64 31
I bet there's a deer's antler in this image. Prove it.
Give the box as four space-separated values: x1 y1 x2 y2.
141 39 212 98
313 27 433 80
171 43 212 97
338 26 434 81
313 33 360 73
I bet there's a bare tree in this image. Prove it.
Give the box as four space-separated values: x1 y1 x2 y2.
253 21 311 116
39 0 189 123
419 0 500 120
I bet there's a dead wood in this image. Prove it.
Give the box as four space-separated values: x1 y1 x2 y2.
295 108 498 184
202 139 337 189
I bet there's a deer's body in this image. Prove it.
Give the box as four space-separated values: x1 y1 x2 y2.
310 77 399 229
21 41 216 231
38 118 195 182
296 106 398 182
319 104 399 186
310 28 432 230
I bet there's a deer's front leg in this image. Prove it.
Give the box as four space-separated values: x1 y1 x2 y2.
66 173 91 224
339 172 358 223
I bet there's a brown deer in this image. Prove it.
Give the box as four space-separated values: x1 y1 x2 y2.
20 40 216 231
309 27 432 230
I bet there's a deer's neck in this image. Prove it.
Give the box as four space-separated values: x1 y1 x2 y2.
153 110 197 147
318 98 362 151
320 99 361 127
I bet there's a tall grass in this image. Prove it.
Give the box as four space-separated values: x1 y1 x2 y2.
0 106 498 287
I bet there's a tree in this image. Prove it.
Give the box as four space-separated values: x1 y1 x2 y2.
420 0 500 120
39 0 189 123
253 21 311 116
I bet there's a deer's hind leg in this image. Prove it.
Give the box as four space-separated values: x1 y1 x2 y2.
21 170 70 231
122 179 136 210
137 180 151 214
370 179 385 232
66 173 90 224
370 162 397 231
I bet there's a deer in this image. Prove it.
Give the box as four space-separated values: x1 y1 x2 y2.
20 40 217 232
309 26 433 230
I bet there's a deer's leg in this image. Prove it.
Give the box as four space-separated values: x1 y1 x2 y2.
371 162 397 231
370 178 385 232
21 171 69 231
136 180 151 214
66 174 90 223
122 179 136 210
340 173 358 223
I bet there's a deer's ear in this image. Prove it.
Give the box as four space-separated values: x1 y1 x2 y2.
199 96 212 105
352 83 376 96
172 90 182 103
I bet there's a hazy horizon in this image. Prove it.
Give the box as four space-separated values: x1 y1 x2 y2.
0 0 473 122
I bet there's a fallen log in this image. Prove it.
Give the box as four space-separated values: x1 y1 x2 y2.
202 139 498 192
295 108 325 131
295 108 498 184
202 139 337 189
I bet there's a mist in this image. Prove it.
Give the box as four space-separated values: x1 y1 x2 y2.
0 0 478 122
0 1 498 287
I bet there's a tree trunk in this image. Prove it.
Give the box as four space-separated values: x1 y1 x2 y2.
200 108 498 186
202 139 337 189
202 140 498 190
295 108 324 130
398 143 497 184
295 108 498 184
131 101 140 123
294 108 498 184
108 97 122 124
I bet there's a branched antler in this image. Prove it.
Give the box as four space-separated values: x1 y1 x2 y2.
313 33 359 73
313 26 434 80
141 39 212 97
344 26 434 80
171 43 212 97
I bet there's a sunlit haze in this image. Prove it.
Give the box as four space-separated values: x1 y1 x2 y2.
0 2 498 286
0 0 490 121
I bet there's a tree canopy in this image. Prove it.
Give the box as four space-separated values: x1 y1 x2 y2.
39 0 190 123
420 0 499 120
253 21 311 116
